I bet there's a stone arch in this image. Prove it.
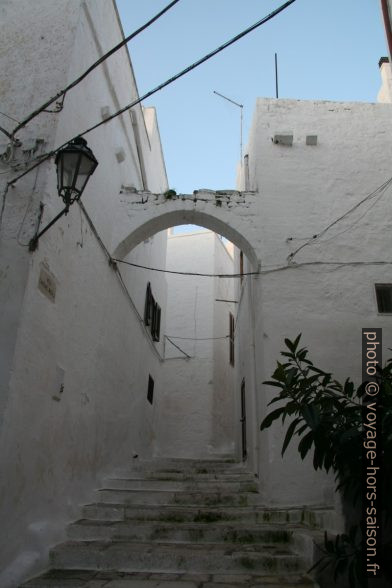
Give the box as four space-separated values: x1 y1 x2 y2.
112 196 260 270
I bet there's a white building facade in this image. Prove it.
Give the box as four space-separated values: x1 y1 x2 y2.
1 1 392 585
0 1 169 583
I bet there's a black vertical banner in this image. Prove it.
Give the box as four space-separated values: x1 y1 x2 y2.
362 329 383 587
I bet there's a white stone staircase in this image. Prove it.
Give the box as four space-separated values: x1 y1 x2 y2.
20 458 324 588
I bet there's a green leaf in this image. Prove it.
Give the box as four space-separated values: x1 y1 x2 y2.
281 417 301 456
260 407 285 431
292 333 302 350
302 404 320 430
262 380 284 389
298 431 314 459
284 338 295 352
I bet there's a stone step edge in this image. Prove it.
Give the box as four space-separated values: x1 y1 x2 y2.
70 519 300 531
51 539 304 555
103 477 258 483
83 502 331 515
21 568 318 586
96 489 260 496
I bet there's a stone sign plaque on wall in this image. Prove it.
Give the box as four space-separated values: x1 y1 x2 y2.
38 266 56 302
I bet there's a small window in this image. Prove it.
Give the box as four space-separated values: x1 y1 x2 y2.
151 301 161 342
239 251 244 284
229 312 235 366
147 375 154 404
144 282 153 325
144 283 162 341
375 284 392 313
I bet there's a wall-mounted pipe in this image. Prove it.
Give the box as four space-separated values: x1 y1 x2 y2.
381 0 392 62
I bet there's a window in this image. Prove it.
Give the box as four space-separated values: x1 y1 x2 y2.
239 250 244 285
375 284 392 313
144 283 161 341
144 282 153 325
151 301 161 342
147 375 154 404
229 312 235 366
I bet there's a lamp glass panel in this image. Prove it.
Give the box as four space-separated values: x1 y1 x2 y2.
61 152 80 191
74 154 96 193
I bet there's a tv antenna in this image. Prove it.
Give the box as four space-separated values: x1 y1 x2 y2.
213 90 243 166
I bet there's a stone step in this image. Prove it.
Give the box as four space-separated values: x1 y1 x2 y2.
103 478 258 492
50 540 306 575
129 461 246 475
19 459 321 587
82 504 308 526
94 489 261 507
21 568 318 587
115 473 258 483
68 520 293 544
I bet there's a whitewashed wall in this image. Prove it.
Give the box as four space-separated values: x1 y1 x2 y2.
211 237 236 456
378 60 392 102
155 229 236 459
0 1 168 585
236 98 392 508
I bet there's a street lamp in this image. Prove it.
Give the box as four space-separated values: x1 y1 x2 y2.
29 137 98 251
55 137 98 212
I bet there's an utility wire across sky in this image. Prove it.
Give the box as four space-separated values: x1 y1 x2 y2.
10 0 181 137
6 0 297 188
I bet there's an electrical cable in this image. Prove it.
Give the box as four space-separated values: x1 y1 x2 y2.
6 0 297 188
78 201 164 361
288 176 392 262
0 110 20 123
17 163 40 246
114 258 260 278
165 336 191 359
0 125 14 141
0 182 10 234
165 335 230 340
308 190 386 246
116 257 392 279
11 0 181 136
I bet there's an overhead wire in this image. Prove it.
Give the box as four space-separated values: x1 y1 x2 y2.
166 335 230 340
116 257 392 279
288 176 392 262
113 258 259 278
11 0 182 136
0 125 14 141
0 110 20 124
6 0 297 188
307 190 386 246
165 336 191 359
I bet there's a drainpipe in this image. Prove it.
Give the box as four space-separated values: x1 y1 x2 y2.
249 273 261 480
381 0 392 63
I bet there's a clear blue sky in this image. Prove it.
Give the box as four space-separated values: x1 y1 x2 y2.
116 0 387 194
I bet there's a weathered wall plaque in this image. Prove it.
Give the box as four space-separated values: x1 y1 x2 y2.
38 266 56 302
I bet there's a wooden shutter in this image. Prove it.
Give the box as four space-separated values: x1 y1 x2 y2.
229 312 235 366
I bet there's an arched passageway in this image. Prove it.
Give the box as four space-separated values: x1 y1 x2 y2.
114 196 261 468
112 190 260 270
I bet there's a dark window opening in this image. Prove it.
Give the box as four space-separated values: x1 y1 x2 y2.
240 251 244 284
151 301 161 341
375 284 392 313
240 378 247 461
144 282 152 325
144 282 161 340
229 312 235 366
147 375 154 404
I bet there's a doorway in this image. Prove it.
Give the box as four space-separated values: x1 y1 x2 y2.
240 378 247 461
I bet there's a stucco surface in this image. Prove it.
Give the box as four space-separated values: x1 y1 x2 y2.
1 1 392 584
236 98 392 506
156 230 236 459
0 2 168 585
